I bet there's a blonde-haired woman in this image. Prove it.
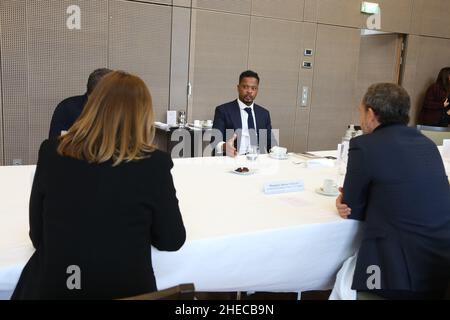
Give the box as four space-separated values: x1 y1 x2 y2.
12 71 186 300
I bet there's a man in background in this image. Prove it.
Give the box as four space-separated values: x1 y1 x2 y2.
49 68 112 138
212 70 276 157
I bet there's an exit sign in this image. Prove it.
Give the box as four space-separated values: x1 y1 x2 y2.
361 2 380 14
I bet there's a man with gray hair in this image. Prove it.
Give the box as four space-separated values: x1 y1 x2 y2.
336 83 450 299
49 68 112 138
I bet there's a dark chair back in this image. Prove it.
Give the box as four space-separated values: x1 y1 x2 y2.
120 283 195 300
417 125 450 145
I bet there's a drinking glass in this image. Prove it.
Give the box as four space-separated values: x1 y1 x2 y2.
246 145 259 161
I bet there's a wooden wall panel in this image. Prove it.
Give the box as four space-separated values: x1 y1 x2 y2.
170 6 191 112
192 0 251 14
375 0 412 34
293 22 317 152
248 17 303 151
188 10 250 122
0 0 29 165
411 0 450 38
308 25 361 151
306 0 363 28
109 0 172 122
251 0 305 21
352 33 401 124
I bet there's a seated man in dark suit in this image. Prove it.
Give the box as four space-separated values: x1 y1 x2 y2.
336 83 450 299
48 68 112 138
212 70 276 157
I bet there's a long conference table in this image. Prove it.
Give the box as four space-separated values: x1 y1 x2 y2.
0 150 364 299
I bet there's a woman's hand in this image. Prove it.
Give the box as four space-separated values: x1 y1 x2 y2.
444 98 449 108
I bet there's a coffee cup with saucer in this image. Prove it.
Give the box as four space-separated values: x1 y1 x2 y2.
316 179 340 196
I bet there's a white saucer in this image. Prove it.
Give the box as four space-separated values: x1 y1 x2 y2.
269 153 289 160
188 124 213 130
315 187 339 197
230 168 257 176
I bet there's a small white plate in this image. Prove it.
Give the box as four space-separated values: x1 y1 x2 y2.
269 153 289 160
230 169 257 176
315 187 339 197
188 124 213 130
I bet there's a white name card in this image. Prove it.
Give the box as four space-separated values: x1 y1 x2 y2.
264 180 305 195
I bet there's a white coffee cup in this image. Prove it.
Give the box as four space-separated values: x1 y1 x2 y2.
323 179 338 194
194 120 201 128
271 146 287 155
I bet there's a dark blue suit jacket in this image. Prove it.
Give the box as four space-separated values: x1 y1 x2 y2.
343 123 450 294
212 100 275 153
48 94 87 139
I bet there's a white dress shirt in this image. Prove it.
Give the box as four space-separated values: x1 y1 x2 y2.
217 99 258 155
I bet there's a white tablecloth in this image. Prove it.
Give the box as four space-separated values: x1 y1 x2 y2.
0 151 363 299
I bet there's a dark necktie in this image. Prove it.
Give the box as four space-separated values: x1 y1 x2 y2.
244 107 258 146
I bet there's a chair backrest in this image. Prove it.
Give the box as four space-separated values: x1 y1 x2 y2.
119 283 196 300
417 125 450 146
